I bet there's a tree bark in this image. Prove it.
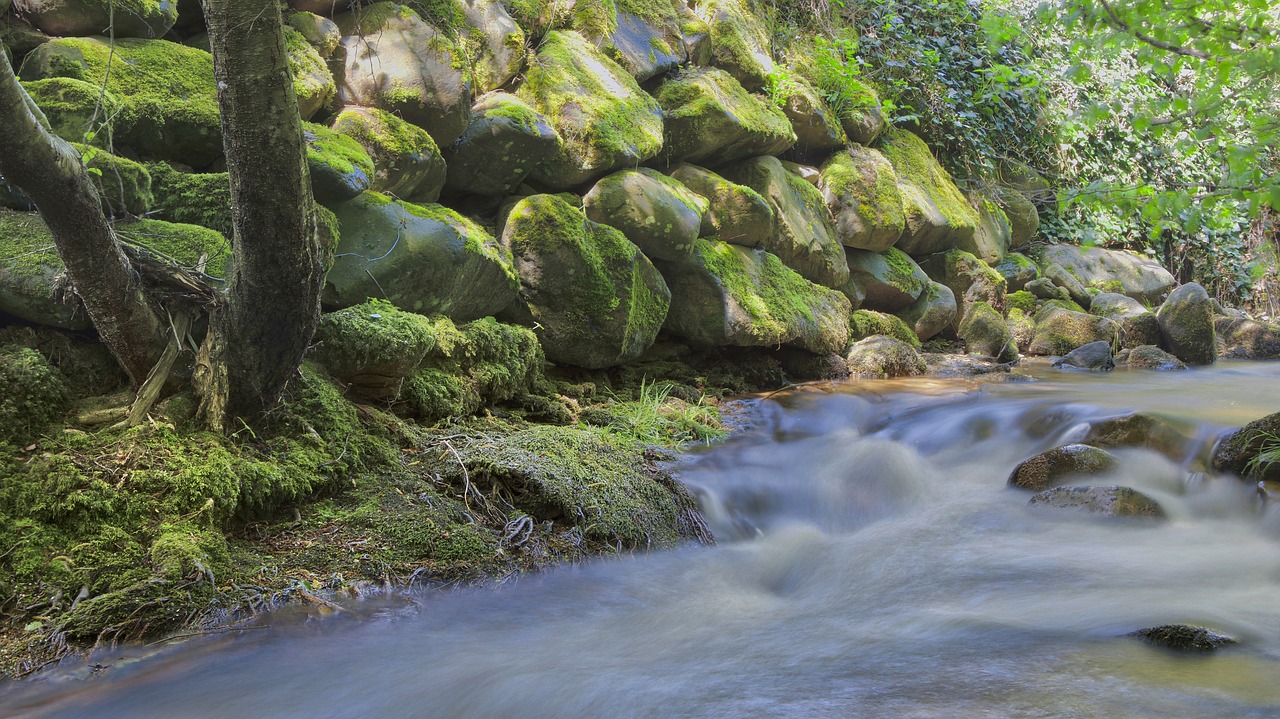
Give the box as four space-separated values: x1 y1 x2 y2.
0 48 164 385
200 0 324 424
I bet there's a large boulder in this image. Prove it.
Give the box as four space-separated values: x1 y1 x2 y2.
666 163 774 248
287 10 342 56
1125 345 1186 371
1027 307 1119 357
994 185 1039 249
333 2 472 147
516 30 663 189
658 239 851 355
284 25 336 120
844 247 928 312
583 169 707 262
1155 282 1216 365
572 0 691 82
893 281 956 341
459 0 526 92
849 309 920 347
1031 244 1175 305
654 67 795 168
403 316 544 422
818 146 905 252
19 0 177 39
1213 411 1280 482
323 192 518 320
958 301 1017 361
770 71 847 161
503 194 670 368
304 122 375 205
845 335 926 378
312 299 438 402
918 249 1007 333
145 164 232 237
956 195 1011 265
1043 263 1092 309
878 129 978 256
442 92 559 197
1052 341 1114 371
695 0 775 90
20 37 222 166
0 211 88 329
1008 444 1119 491
720 156 848 288
332 106 447 203
994 252 1038 292
18 78 119 149
1215 316 1280 359
1090 292 1160 349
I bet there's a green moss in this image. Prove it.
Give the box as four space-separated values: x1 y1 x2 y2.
72 143 152 217
332 106 441 161
481 96 544 135
405 0 468 32
1036 298 1087 317
0 211 60 283
402 316 544 422
1007 290 1037 315
304 121 374 179
0 345 68 444
694 238 835 345
284 26 335 114
312 299 437 379
881 246 926 296
878 128 978 231
849 309 921 348
145 163 233 237
654 66 795 163
113 218 231 279
19 77 119 146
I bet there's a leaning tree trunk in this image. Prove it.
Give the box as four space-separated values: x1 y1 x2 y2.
199 0 324 428
0 48 164 385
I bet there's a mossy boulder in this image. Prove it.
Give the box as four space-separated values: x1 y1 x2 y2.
844 246 929 312
1083 413 1190 460
695 0 775 91
665 163 774 248
877 129 978 256
1026 277 1069 301
994 185 1038 248
583 168 707 262
324 191 518 320
145 164 232 237
1215 316 1280 360
657 238 851 355
958 195 1011 265
20 37 222 166
771 70 848 161
20 0 178 39
0 344 69 444
845 335 926 378
1090 292 1160 349
333 2 472 147
1008 444 1118 491
832 79 886 146
287 10 342 55
1052 340 1114 370
571 0 690 82
1031 244 1175 305
819 146 905 252
1125 344 1186 371
284 25 336 120
918 249 1007 333
456 0 527 92
516 30 662 189
289 0 355 17
1044 263 1092 309
311 299 438 401
1028 486 1165 519
304 122 375 205
1027 307 1119 357
1155 282 1216 366
332 106 447 203
441 92 559 197
502 194 670 368
19 77 120 148
849 309 920 348
994 252 1038 292
1213 411 1280 482
893 280 956 342
112 218 231 279
654 67 795 168
401 316 544 421
719 156 848 288
958 301 1017 361
75 144 152 217
442 424 706 547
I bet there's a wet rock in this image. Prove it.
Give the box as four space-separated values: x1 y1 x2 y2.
924 353 1012 378
845 335 926 378
1213 411 1280 482
994 252 1039 292
1156 283 1216 365
654 67 795 168
1215 316 1280 359
1043 264 1092 309
1052 340 1114 371
1090 292 1160 349
1125 345 1186 371
1084 413 1190 461
1028 485 1165 518
894 281 957 342
666 163 775 248
583 168 707 262
1027 308 1118 357
1009 444 1118 490
844 247 928 312
818 146 905 252
1128 625 1237 652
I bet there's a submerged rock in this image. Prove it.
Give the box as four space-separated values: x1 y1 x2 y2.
1028 485 1165 518
1009 444 1118 491
1128 625 1237 652
1124 345 1186 371
1052 340 1114 371
1083 413 1189 460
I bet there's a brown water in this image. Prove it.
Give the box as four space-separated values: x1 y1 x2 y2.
5 361 1280 718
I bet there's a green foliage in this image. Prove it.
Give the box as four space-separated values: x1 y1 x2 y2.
589 378 726 447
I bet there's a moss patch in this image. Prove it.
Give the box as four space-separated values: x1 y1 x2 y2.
145 163 232 237
112 218 231 279
0 345 68 445
849 309 921 348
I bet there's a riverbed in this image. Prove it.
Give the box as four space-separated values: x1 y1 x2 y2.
5 361 1280 718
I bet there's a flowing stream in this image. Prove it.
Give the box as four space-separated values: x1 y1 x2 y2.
6 361 1280 718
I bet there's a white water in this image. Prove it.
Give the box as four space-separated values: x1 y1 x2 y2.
6 362 1280 718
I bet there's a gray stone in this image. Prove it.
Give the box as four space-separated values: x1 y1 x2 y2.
695 0 775 90
1083 413 1190 460
332 106 448 204
1026 277 1069 301
1090 292 1160 349
442 93 560 197
666 163 775 248
844 247 928 312
1213 411 1280 482
1032 244 1175 305
1125 345 1187 371
994 252 1039 292
1044 263 1092 309
894 281 957 342
1028 308 1118 357
1156 283 1216 365
956 195 1010 265
958 301 1017 361
879 129 978 256
654 67 795 168
1028 485 1165 519
1052 340 1114 371
583 168 707 262
460 0 526 92
1215 316 1280 359
21 0 177 39
993 186 1038 248
1128 625 1237 652
1009 444 1119 490
818 146 905 252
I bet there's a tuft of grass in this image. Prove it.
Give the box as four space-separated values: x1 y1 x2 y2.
594 377 727 447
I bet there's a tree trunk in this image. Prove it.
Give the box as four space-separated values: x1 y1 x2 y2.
199 0 324 426
0 48 164 385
